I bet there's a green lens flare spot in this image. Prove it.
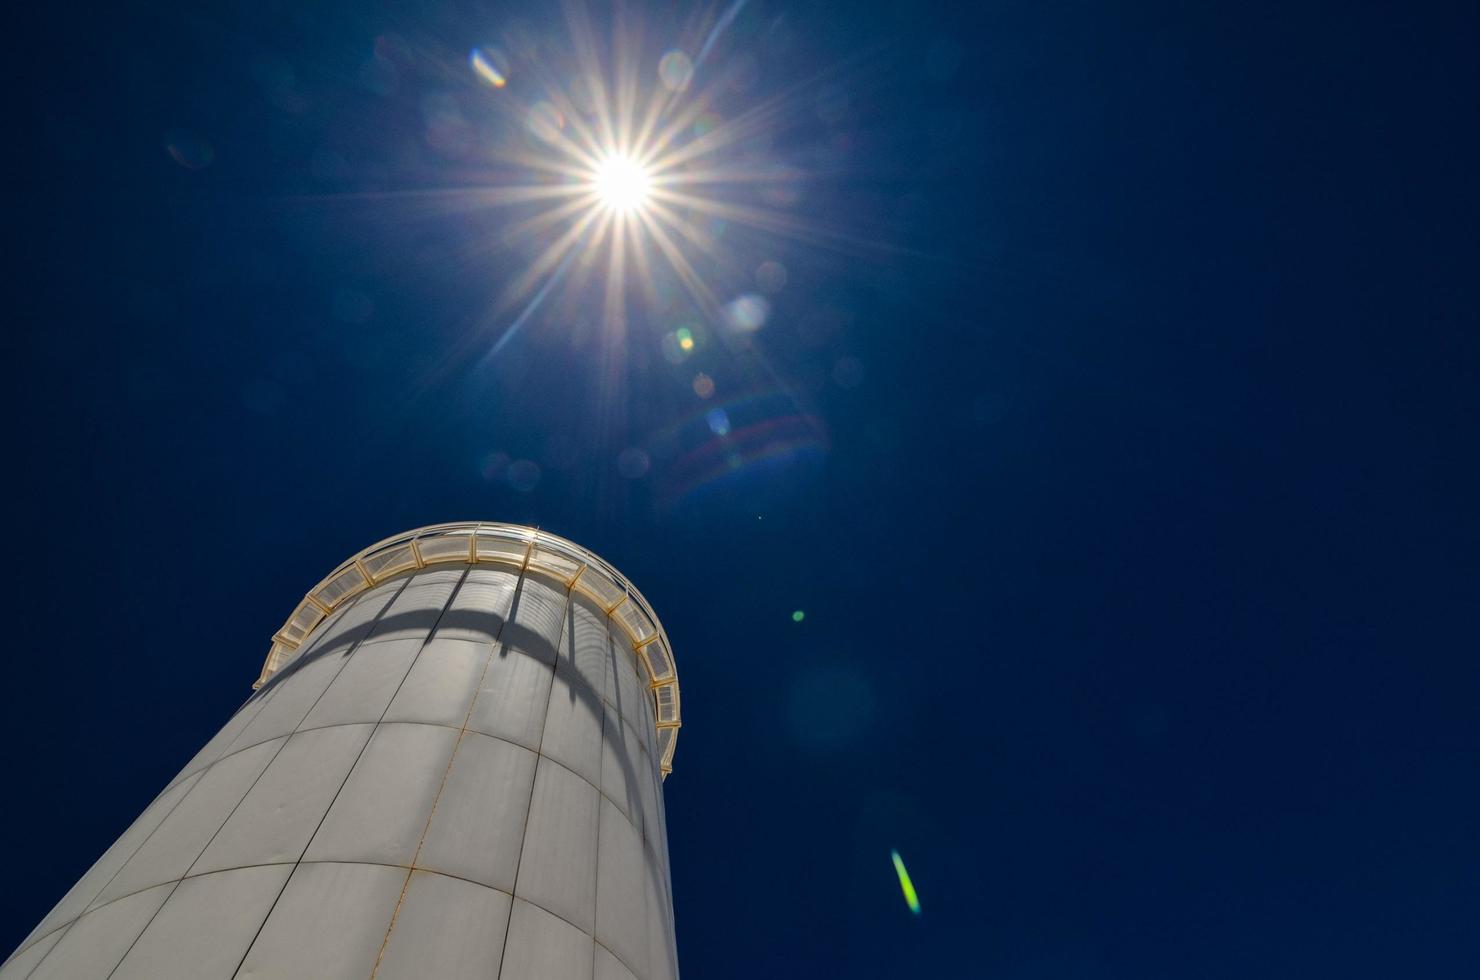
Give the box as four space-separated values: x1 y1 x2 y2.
891 849 921 916
791 610 805 622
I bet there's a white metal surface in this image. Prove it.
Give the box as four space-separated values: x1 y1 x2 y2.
256 523 681 776
3 528 680 980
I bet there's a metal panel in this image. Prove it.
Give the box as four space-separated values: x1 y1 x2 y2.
516 757 599 934
599 712 646 832
638 688 661 758
300 636 423 730
474 526 531 565
646 772 672 887
98 737 283 905
416 529 471 564
194 724 374 875
165 699 264 791
644 835 673 917
646 854 678 980
418 732 536 892
313 565 370 610
641 638 674 683
437 566 518 643
253 523 682 774
295 580 400 660
369 576 461 643
403 567 469 590
383 637 490 728
374 871 512 980
566 595 611 699
508 574 570 655
304 723 457 868
608 639 646 732
594 945 639 980
0 928 62 979
611 600 657 650
655 726 677 773
634 743 661 853
527 543 582 583
595 797 649 980
229 650 346 750
650 686 675 741
9 523 682 980
110 864 293 980
360 542 417 583
27 883 172 980
20 769 202 946
499 899 594 980
235 862 405 980
541 661 606 788
575 562 624 615
468 644 555 750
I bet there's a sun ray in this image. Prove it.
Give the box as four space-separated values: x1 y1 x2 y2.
637 207 723 318
283 182 584 212
643 198 722 261
480 229 587 364
643 54 859 173
477 149 594 182
648 186 881 253
651 165 802 188
624 208 664 315
635 69 744 167
500 206 604 309
562 0 620 153
611 7 643 154
601 210 629 336
424 2 875 393
644 92 796 174
499 192 603 249
293 3 885 503
515 54 610 166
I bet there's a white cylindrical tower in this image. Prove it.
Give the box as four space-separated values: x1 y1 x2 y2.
1 523 682 980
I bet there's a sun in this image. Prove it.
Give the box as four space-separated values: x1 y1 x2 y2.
450 5 835 361
592 153 651 213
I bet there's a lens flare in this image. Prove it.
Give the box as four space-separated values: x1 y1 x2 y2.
657 391 828 506
469 46 508 88
437 4 848 359
891 849 922 916
593 154 651 212
393 0 868 448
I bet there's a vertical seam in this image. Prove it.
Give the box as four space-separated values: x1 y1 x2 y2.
96 578 414 980
591 610 611 980
226 568 471 980
494 572 576 980
18 582 404 980
8 587 367 973
366 568 525 978
214 589 367 760
12 771 200 980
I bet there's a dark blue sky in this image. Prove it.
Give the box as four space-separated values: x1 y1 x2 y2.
9 0 1479 976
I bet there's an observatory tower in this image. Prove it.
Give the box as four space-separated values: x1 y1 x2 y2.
1 523 682 980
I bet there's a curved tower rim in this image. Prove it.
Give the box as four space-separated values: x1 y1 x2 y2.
258 521 681 775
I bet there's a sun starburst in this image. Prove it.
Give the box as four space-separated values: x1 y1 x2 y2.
455 2 827 359
592 153 651 212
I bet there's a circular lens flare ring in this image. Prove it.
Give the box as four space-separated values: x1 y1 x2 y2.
593 153 652 212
